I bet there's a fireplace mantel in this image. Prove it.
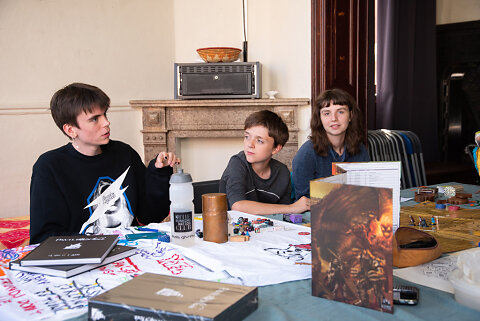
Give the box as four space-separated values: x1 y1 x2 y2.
130 98 310 170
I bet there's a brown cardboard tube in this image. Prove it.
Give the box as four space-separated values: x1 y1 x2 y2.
202 193 228 243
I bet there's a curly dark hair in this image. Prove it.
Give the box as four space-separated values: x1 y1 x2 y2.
310 88 365 156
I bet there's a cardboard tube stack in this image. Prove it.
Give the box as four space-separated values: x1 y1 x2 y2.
202 193 228 243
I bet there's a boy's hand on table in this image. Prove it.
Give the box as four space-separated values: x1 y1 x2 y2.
291 196 310 213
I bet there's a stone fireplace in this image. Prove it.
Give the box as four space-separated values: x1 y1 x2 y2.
130 98 309 171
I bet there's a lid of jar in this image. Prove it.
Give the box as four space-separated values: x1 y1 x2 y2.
202 193 227 212
169 168 192 183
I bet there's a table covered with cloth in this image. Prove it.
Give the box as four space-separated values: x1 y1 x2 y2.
0 211 312 320
2 204 480 320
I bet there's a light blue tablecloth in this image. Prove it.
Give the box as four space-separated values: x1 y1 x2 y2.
248 277 479 321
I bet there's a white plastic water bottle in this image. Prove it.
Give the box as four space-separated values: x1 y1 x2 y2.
169 169 195 246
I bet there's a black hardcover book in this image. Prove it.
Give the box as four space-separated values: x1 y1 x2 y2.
10 245 135 278
20 234 119 266
88 273 258 321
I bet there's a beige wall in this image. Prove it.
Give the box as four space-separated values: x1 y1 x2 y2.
437 0 480 25
0 0 174 218
1 0 478 218
0 0 311 218
173 0 311 181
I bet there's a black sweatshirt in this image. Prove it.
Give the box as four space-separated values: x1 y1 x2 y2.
30 140 172 244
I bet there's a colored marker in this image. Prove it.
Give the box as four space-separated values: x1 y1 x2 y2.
135 227 159 232
126 232 166 240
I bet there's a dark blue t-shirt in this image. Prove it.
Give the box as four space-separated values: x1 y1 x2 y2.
292 140 369 200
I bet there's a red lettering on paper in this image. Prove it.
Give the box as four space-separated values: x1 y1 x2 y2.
156 253 193 275
99 257 141 275
125 257 140 271
0 278 42 314
18 299 41 313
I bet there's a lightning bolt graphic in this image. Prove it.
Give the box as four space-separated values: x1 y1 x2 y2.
80 167 130 233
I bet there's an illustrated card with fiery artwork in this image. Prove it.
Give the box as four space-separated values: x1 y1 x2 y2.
310 178 394 313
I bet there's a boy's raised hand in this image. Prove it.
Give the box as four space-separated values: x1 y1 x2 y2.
155 151 181 169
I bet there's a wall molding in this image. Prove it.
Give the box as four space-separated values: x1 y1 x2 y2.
0 105 132 116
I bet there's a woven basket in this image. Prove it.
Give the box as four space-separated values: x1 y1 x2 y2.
196 47 241 63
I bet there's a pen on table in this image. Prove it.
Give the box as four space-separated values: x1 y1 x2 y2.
295 262 312 265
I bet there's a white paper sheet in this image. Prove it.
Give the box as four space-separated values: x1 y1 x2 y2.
0 211 312 320
393 254 459 294
332 162 402 231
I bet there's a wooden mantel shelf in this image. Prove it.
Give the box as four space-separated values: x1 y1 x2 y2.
130 98 309 108
130 98 310 169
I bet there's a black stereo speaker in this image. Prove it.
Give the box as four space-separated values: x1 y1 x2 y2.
174 62 261 99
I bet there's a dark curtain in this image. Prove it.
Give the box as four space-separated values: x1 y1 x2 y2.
376 0 439 162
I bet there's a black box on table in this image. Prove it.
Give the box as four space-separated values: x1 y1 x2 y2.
88 273 258 320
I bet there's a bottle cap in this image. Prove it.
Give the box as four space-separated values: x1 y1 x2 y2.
169 168 192 184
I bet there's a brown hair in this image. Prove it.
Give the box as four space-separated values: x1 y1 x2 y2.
50 83 110 138
310 88 365 156
244 110 289 147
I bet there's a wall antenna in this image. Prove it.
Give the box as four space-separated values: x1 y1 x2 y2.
242 0 248 62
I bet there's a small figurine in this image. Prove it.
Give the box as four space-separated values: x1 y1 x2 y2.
419 218 428 228
431 216 436 225
409 215 416 226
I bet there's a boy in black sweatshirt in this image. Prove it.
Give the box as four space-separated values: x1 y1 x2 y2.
30 83 179 244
